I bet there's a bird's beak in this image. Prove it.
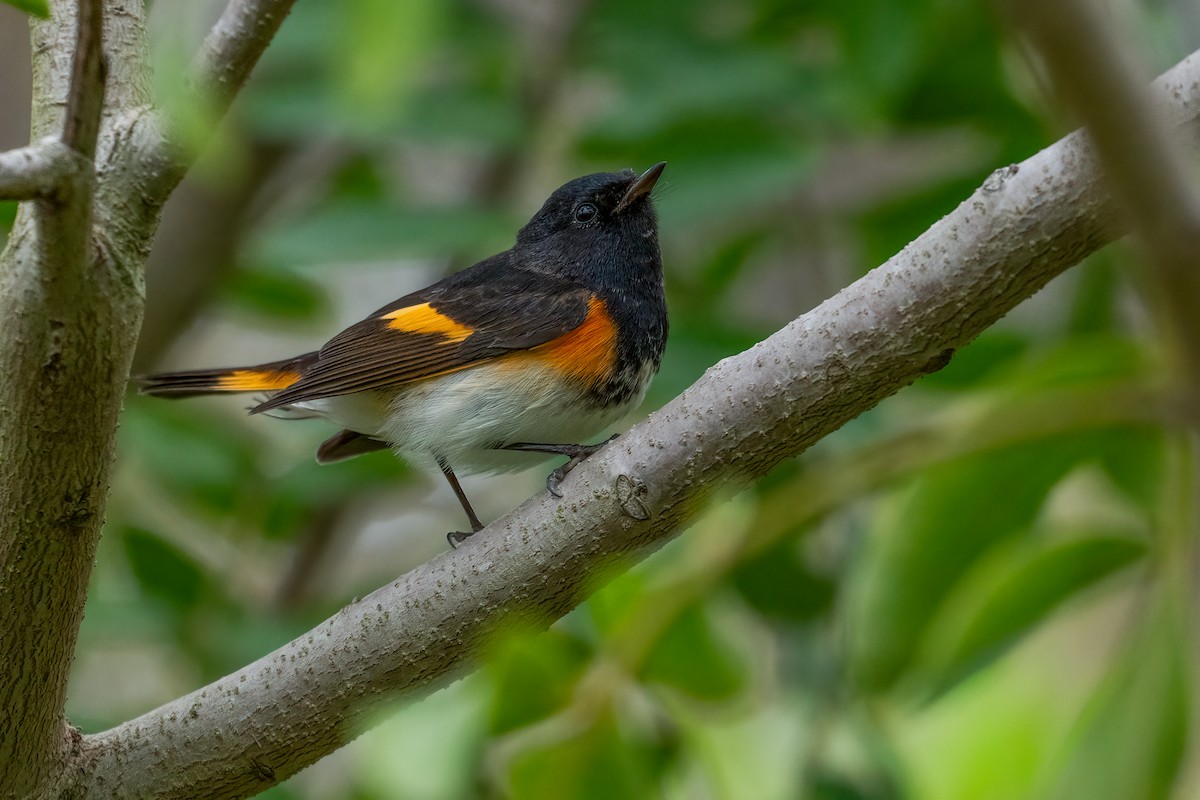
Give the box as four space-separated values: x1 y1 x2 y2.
614 161 666 213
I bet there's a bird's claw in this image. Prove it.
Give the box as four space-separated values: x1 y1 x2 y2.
546 459 579 497
545 434 620 498
447 530 473 548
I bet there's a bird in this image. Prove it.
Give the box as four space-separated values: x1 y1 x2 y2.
138 163 669 546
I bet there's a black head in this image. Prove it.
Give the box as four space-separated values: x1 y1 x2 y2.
515 163 666 287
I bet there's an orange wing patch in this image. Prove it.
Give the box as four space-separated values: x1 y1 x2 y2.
216 368 303 392
383 303 474 341
505 297 617 385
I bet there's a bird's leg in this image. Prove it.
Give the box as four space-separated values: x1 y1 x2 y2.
500 434 619 497
439 458 484 547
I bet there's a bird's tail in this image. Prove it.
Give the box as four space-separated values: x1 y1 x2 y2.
137 353 317 398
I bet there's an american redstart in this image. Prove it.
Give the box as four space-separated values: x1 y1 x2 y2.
139 163 668 545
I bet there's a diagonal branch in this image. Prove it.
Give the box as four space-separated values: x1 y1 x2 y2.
70 48 1200 800
191 0 298 120
128 0 298 214
1005 0 1200 390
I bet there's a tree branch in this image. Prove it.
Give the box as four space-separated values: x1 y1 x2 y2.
61 0 104 158
0 0 103 203
0 0 120 795
70 47 1200 800
1006 0 1200 391
0 139 79 200
191 0 298 118
35 0 105 285
123 0 298 217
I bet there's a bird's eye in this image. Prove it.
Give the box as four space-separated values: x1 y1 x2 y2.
573 202 598 223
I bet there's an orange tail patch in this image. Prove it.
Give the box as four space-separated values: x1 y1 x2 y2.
216 368 303 392
137 354 315 398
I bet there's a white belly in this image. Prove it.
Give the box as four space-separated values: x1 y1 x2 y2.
293 360 648 475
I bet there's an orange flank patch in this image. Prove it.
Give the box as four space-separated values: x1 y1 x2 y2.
508 297 617 385
383 303 474 341
216 369 302 392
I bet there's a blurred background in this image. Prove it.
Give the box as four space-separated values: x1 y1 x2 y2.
3 0 1200 797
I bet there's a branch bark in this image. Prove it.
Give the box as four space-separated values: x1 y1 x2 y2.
0 0 109 795
0 140 82 199
128 0 299 217
68 48 1200 800
1006 0 1200 402
191 0 299 116
0 0 102 200
61 0 104 157
0 0 298 796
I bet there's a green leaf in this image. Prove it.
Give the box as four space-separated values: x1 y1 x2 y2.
586 569 650 639
395 86 524 145
335 0 442 133
806 764 904 800
589 35 811 140
850 435 1110 692
731 536 835 623
486 630 593 736
120 399 263 515
922 535 1146 698
1068 252 1119 334
1040 591 1189 800
1005 335 1148 392
222 267 331 324
505 711 668 800
253 201 513 267
1094 425 1166 514
121 527 208 611
640 602 747 702
3 0 49 18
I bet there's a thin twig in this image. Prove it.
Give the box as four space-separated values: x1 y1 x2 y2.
0 140 79 200
190 0 298 116
128 0 298 215
1005 0 1200 684
0 0 104 203
62 0 105 159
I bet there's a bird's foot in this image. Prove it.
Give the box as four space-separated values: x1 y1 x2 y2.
544 434 619 497
447 530 474 548
545 462 577 498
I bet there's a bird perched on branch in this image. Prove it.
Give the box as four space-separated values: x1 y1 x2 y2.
139 163 669 545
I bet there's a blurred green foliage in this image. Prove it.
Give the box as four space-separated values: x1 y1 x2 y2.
3 0 1190 797
2 0 47 19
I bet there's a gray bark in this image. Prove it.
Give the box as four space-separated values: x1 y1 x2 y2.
0 0 119 794
1007 0 1200 398
0 0 293 796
